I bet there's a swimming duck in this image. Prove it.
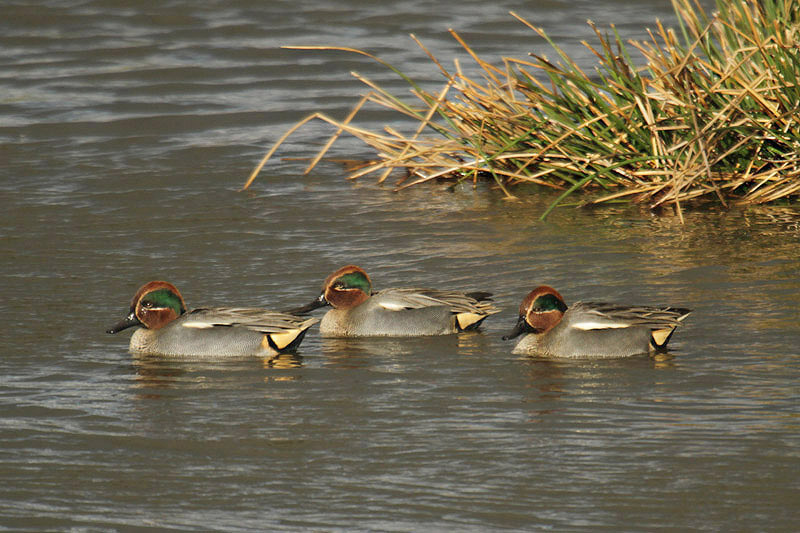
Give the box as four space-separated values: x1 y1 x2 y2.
291 265 499 336
107 281 318 357
503 286 691 358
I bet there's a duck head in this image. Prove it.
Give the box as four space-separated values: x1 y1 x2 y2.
107 281 187 334
502 286 567 340
291 265 372 313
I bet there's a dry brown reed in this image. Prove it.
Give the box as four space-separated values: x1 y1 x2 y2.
243 0 800 219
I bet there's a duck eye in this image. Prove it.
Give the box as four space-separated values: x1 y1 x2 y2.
141 301 153 308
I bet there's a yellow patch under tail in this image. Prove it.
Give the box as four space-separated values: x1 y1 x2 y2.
261 329 303 351
651 326 676 348
455 312 483 331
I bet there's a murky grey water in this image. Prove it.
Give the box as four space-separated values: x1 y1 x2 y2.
2 0 798 531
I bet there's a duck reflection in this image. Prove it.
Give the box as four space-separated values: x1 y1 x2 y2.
521 357 568 398
519 350 680 408
129 351 304 393
319 336 415 368
130 354 190 391
318 332 487 367
263 352 303 369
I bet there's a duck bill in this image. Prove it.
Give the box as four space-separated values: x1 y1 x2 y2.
106 310 141 334
284 293 329 315
501 316 528 341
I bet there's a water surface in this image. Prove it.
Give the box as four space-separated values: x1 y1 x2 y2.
2 0 798 531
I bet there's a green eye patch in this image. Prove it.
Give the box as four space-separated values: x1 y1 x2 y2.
533 293 567 312
335 272 371 293
142 288 186 315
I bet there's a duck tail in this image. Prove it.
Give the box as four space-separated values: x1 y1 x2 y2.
264 320 316 353
650 326 677 350
455 313 488 332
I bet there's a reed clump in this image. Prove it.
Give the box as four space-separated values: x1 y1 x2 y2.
243 0 800 219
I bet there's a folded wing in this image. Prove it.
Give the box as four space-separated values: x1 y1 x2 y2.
181 307 319 334
567 301 691 331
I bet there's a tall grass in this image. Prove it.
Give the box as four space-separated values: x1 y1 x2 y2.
243 0 800 220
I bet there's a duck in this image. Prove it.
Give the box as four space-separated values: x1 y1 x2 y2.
107 281 318 357
503 285 691 358
290 265 499 337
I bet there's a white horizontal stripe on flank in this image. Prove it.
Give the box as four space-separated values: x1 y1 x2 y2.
572 321 629 331
378 302 408 311
181 321 214 329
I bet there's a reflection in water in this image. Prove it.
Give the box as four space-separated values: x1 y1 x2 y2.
651 351 677 369
521 357 568 401
478 195 800 277
519 350 679 408
454 331 492 354
320 337 384 368
320 335 462 365
131 354 189 391
263 353 303 369
640 207 800 274
318 333 496 380
129 352 303 393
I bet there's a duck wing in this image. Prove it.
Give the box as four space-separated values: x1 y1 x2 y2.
565 301 691 331
374 288 499 315
181 307 319 334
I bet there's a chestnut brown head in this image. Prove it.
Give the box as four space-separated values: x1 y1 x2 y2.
502 286 567 340
322 265 372 310
107 281 187 334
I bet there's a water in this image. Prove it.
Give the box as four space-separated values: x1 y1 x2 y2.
2 0 799 531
